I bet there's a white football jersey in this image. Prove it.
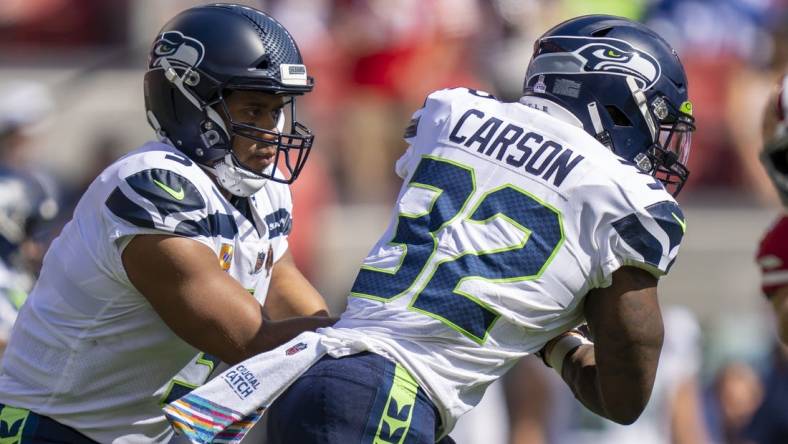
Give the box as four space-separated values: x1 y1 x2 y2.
0 141 292 443
320 88 686 436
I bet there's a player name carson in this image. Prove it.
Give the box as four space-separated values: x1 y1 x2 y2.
448 108 585 187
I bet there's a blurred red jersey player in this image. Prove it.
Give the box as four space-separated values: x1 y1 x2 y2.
758 74 788 344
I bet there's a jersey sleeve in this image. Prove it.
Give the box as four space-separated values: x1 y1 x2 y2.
756 215 788 297
591 183 686 287
396 88 459 179
102 161 223 254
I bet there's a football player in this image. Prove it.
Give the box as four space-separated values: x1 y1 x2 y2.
0 82 60 352
0 169 58 351
259 14 693 443
757 74 788 345
0 4 332 443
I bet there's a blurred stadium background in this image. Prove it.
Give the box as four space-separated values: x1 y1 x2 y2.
1 0 787 443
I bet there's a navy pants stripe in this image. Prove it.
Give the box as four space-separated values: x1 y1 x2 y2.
266 352 445 444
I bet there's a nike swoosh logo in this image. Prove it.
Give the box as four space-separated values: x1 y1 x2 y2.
153 179 185 201
672 212 686 234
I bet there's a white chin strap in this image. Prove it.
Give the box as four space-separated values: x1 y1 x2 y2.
208 153 271 197
203 106 286 197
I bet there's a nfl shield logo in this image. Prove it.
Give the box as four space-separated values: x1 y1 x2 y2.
251 249 266 275
218 243 234 271
285 342 307 356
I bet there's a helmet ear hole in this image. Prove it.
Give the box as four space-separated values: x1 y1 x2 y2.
605 105 633 126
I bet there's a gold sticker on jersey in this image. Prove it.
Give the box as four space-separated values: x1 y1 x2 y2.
218 243 234 271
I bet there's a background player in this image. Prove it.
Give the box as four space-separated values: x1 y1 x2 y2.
744 74 788 444
757 74 788 345
0 81 60 353
255 14 695 443
0 4 331 443
0 169 58 351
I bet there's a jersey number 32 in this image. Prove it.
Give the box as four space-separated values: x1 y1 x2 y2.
351 156 564 344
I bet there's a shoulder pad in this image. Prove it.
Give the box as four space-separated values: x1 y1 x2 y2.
611 200 685 273
405 88 500 142
105 167 210 230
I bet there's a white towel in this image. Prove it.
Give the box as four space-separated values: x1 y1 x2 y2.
163 331 327 443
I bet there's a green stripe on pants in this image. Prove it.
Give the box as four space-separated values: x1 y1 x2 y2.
374 364 419 444
0 406 29 444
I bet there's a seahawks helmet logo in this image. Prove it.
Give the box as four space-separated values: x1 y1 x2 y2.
150 31 205 70
528 36 662 90
576 42 659 89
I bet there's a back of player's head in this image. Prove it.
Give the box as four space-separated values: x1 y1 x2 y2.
523 15 695 196
143 3 314 194
761 75 788 206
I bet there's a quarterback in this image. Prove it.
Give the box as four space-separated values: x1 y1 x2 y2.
254 14 693 443
0 4 331 443
757 74 788 345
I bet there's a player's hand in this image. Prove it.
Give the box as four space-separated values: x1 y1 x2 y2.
536 324 593 375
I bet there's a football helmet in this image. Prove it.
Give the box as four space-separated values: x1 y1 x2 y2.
144 4 314 196
523 15 695 196
0 168 58 272
761 75 788 206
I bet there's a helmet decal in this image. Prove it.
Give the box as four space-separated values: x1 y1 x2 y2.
529 36 661 90
534 75 547 93
279 64 308 86
150 31 205 71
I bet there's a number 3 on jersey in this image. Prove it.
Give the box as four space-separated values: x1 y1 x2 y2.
351 156 564 344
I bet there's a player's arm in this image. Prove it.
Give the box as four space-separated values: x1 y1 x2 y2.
770 286 788 344
122 234 334 365
550 266 664 425
262 249 329 319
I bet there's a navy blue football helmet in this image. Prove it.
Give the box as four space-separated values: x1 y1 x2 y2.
523 15 695 196
144 4 314 195
0 167 58 271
